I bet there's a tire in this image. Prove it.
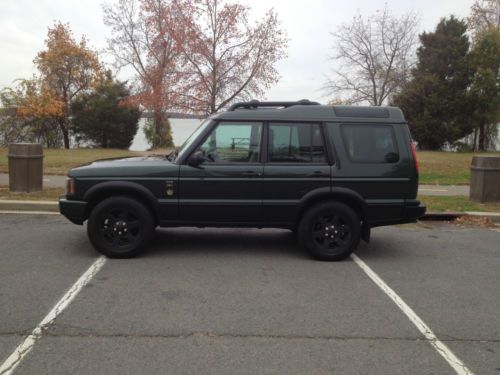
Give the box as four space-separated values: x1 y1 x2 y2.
298 202 361 261
87 196 155 258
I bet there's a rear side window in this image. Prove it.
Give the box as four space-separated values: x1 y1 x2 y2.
340 124 399 163
269 123 326 163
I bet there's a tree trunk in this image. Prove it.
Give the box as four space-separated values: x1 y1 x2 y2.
102 133 107 148
154 108 164 148
478 123 486 152
58 119 70 149
472 127 478 152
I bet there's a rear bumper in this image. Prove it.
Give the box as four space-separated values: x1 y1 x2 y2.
403 199 426 222
368 199 426 228
59 196 87 225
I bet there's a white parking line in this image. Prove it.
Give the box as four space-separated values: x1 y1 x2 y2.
351 254 474 375
0 256 106 375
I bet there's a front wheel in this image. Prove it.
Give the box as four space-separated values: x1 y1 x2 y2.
298 202 361 261
87 196 155 258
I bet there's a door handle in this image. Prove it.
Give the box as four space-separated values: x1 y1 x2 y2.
242 171 261 177
309 171 329 177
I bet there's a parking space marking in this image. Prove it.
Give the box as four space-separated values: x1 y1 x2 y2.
351 254 474 375
0 256 106 375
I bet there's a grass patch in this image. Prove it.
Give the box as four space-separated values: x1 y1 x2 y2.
0 148 498 185
417 151 500 185
419 195 500 213
0 186 64 201
0 147 172 175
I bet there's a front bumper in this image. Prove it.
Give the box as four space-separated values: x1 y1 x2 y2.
59 196 87 225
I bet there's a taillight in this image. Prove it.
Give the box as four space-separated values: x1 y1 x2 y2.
411 142 419 172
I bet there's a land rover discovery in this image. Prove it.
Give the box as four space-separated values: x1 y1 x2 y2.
59 100 426 261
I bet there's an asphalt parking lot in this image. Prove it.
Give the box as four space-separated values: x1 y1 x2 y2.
0 214 499 375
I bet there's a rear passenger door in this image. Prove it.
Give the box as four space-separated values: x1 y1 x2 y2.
325 123 412 224
262 122 331 224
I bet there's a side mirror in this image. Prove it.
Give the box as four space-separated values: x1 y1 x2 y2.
384 152 399 163
188 150 204 167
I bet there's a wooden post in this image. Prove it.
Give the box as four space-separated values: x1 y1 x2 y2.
8 143 44 192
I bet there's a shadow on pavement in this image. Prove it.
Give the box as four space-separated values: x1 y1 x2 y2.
145 227 307 260
353 230 409 261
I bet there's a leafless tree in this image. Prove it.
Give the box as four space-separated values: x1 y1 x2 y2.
468 0 500 38
323 7 419 106
171 0 288 115
102 0 182 147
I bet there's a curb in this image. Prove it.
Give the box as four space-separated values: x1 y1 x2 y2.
0 200 499 223
423 211 500 223
0 200 58 212
420 212 464 221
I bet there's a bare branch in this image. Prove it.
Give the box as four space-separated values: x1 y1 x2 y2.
323 6 419 106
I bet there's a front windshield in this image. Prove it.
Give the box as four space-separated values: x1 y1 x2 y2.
174 118 212 161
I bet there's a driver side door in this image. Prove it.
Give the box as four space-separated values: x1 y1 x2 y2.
179 121 264 223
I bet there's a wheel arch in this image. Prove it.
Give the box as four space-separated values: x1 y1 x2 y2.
83 181 160 224
295 187 368 226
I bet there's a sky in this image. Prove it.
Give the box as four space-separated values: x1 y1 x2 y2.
0 0 475 103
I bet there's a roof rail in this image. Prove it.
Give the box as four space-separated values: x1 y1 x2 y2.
227 99 320 112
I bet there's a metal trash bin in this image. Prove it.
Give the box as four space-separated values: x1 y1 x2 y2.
8 143 43 192
470 156 500 203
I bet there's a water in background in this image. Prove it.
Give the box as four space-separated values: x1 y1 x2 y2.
130 118 203 151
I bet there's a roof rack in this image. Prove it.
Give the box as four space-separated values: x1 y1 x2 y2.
227 99 320 112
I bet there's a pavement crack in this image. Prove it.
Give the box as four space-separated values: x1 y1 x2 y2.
11 331 495 343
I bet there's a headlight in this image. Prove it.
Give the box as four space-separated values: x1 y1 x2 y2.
66 177 75 195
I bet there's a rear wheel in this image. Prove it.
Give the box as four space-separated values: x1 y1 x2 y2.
298 202 361 261
87 196 155 258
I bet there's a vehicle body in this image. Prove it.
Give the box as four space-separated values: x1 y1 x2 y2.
60 100 426 260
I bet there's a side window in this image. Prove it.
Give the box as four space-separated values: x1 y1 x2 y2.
197 122 262 163
269 123 326 163
341 124 398 163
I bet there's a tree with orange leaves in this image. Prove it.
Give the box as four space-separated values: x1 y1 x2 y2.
14 79 64 119
1 79 65 147
32 22 102 148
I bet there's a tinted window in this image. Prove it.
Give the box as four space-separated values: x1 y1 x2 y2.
197 122 262 163
269 123 326 163
341 125 398 163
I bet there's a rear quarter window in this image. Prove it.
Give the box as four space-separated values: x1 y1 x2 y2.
340 124 399 163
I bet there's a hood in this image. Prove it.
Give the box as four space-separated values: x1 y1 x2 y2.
68 155 179 178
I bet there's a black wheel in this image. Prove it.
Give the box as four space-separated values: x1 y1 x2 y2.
87 196 155 258
298 202 361 261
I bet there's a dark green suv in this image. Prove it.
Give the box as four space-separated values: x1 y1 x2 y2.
59 100 425 261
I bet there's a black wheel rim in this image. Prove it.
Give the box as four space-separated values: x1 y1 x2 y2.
100 208 141 249
312 213 352 251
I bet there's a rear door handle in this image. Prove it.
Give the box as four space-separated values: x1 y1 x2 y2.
310 171 329 177
242 171 261 177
